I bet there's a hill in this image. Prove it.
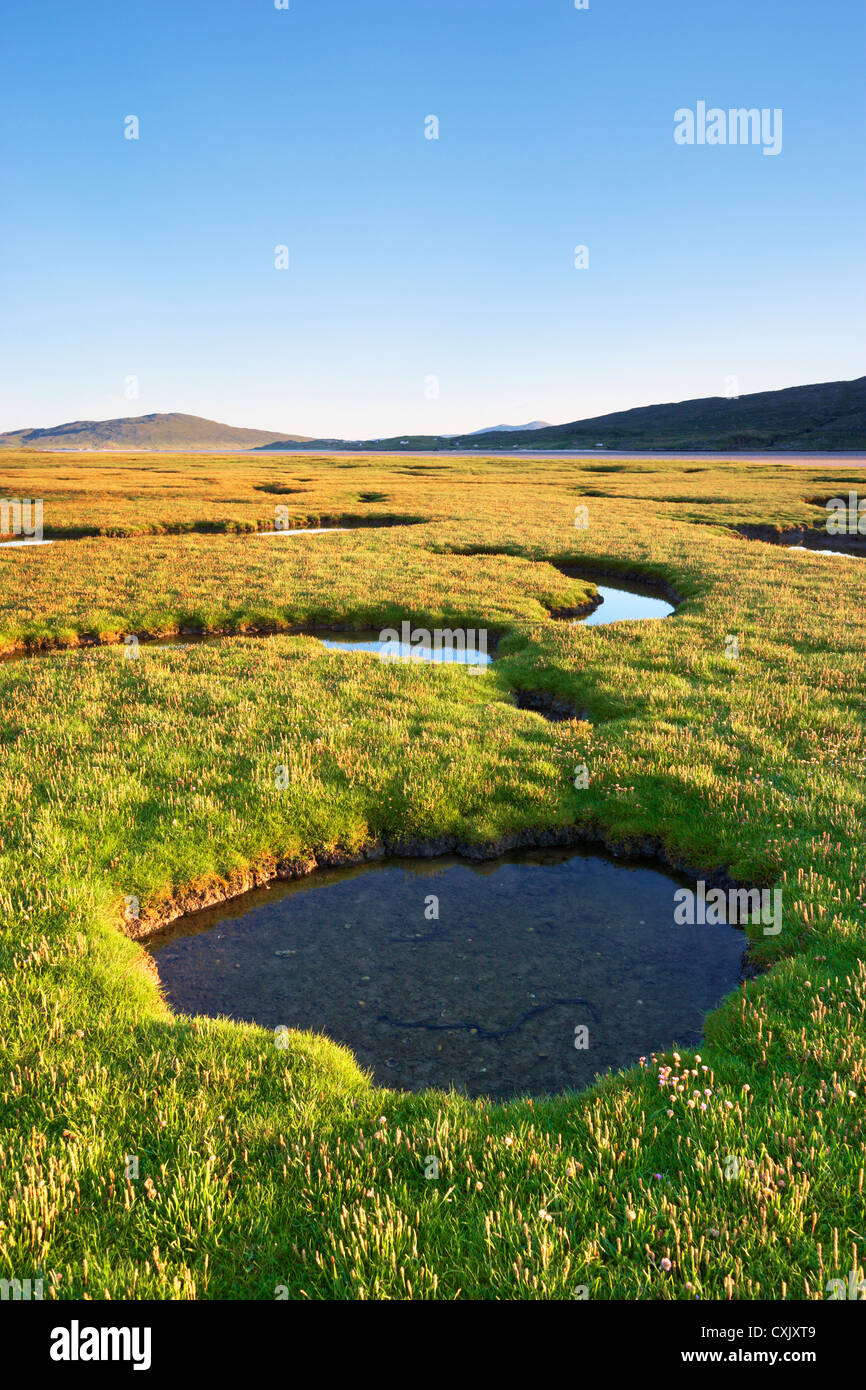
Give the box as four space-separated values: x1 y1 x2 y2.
470 421 552 435
474 376 866 451
0 412 312 451
266 377 865 452
6 378 865 454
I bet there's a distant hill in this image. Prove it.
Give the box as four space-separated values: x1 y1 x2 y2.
6 378 865 454
468 377 866 451
469 421 552 435
448 378 866 452
269 377 864 452
0 412 313 451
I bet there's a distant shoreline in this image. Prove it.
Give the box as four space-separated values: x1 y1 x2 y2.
8 447 864 463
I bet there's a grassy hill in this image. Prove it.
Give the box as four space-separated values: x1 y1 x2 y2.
278 376 866 452
6 378 865 455
484 375 866 451
0 412 312 452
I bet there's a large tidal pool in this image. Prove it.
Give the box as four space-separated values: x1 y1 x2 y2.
148 847 746 1099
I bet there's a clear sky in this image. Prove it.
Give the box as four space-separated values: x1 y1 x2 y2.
1 0 863 438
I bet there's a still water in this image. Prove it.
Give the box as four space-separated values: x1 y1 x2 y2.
320 630 493 663
148 848 746 1099
317 581 675 661
582 583 674 625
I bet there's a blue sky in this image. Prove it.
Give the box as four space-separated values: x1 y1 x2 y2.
1 0 863 438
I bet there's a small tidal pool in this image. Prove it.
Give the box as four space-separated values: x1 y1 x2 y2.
583 582 674 624
320 631 493 663
315 580 674 662
147 847 746 1099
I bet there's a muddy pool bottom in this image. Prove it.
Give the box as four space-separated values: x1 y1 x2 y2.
147 847 747 1099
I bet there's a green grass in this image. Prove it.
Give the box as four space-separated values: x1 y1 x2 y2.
1 450 864 1299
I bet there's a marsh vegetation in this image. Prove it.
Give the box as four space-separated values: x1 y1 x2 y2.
1 448 864 1299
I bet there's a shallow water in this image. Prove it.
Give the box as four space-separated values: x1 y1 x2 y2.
255 527 349 536
147 848 746 1099
0 528 346 550
318 582 674 663
320 631 493 664
245 448 866 463
787 545 862 560
0 538 55 547
582 583 674 624
0 579 673 668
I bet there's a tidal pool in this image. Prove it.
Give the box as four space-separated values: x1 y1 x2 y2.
147 847 746 1099
788 545 862 559
255 527 349 536
320 630 493 664
582 582 674 625
0 538 56 547
317 581 674 663
0 577 672 670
